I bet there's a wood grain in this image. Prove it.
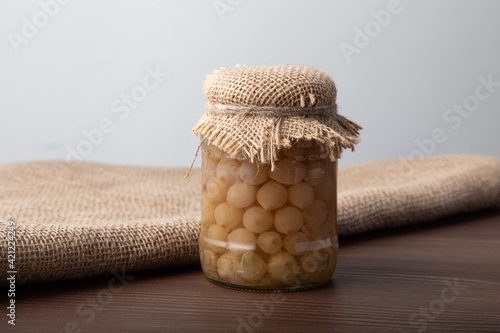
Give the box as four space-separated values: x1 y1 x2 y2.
3 208 500 333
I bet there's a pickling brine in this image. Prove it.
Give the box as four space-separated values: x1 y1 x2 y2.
199 140 338 291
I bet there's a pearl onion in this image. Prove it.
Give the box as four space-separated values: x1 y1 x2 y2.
257 273 276 286
267 252 300 283
217 252 241 281
257 231 282 254
206 224 228 254
199 248 218 273
282 144 306 160
239 162 270 185
310 220 332 240
304 144 326 161
242 206 274 234
300 251 326 274
304 160 326 187
214 202 244 231
204 156 219 178
203 156 219 188
301 216 320 237
288 182 315 209
201 194 216 227
226 183 257 208
227 228 257 255
206 177 229 204
303 200 328 226
298 251 328 282
256 180 287 211
283 232 309 256
239 252 267 281
302 200 329 237
269 158 307 185
274 206 304 234
205 144 224 162
313 174 336 201
199 229 209 249
216 158 240 183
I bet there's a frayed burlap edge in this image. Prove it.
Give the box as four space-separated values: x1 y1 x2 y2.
191 104 362 170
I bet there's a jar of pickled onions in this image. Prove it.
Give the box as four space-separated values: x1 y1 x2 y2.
191 65 361 291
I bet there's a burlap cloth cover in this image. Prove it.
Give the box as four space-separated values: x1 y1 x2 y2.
191 65 362 170
1 155 500 285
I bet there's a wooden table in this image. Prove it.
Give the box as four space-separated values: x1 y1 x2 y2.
5 208 500 333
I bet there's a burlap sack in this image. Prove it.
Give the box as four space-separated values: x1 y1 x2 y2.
1 155 499 285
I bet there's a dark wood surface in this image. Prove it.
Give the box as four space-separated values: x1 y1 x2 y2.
4 208 500 333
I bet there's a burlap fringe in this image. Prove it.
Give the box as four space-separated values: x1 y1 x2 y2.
190 103 362 172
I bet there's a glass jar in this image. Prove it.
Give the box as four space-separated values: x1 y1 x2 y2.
199 139 338 291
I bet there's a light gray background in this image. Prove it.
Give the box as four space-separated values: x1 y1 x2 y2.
1 0 499 168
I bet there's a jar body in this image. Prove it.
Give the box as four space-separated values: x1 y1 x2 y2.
199 140 338 291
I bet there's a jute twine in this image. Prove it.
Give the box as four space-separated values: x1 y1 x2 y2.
190 65 362 172
1 155 499 285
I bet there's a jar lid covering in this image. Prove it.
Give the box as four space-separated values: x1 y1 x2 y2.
192 65 361 170
203 64 336 108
